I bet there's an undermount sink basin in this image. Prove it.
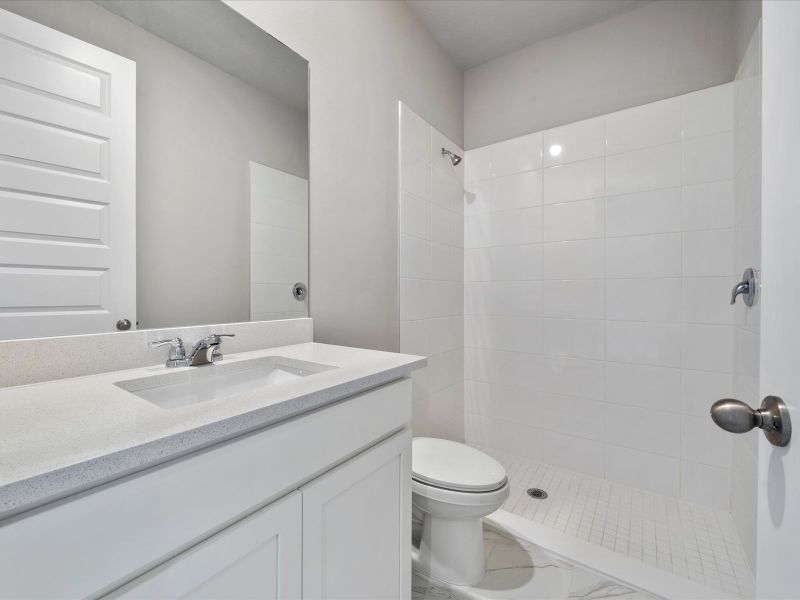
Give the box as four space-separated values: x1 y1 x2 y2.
114 356 336 410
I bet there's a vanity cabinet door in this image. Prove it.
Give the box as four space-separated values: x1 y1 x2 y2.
301 429 411 600
110 491 301 599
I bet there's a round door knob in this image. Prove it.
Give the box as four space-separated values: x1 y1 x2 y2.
292 282 307 301
710 396 791 447
116 318 132 331
710 399 760 433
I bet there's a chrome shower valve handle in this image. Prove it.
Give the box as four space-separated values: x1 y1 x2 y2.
731 268 759 306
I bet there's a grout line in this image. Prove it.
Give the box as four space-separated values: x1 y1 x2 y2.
467 127 733 187
602 115 609 481
469 413 726 469
463 345 736 374
678 93 686 502
465 226 735 248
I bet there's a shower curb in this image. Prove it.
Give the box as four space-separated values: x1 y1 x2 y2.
485 509 740 600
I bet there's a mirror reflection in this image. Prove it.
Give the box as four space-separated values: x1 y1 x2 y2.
0 0 309 340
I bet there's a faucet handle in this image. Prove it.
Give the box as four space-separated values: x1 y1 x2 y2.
730 268 759 307
149 337 187 367
149 336 184 350
207 333 235 343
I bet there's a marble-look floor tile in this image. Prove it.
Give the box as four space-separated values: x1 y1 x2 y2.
568 568 657 599
412 574 458 600
412 524 655 600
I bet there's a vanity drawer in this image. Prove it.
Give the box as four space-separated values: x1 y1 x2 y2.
0 378 411 599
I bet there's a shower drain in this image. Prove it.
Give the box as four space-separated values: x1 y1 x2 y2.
526 487 548 500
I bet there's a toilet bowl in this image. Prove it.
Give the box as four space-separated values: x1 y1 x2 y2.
412 437 510 586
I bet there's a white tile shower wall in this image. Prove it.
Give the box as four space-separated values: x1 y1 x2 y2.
465 84 737 509
249 162 309 320
399 104 465 441
730 21 761 570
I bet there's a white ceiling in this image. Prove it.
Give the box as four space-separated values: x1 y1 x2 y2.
97 0 308 111
407 0 645 70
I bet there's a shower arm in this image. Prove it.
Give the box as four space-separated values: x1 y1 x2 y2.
441 147 462 166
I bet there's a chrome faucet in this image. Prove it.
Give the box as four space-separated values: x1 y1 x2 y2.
149 333 235 368
187 333 235 366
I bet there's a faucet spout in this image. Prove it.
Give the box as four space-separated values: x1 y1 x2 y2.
187 333 236 366
188 342 216 366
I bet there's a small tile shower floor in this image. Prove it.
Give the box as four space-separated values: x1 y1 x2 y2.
479 447 754 599
412 525 656 600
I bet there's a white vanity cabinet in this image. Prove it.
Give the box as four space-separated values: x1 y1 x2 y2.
302 430 411 599
114 431 411 600
0 379 412 600
112 492 303 599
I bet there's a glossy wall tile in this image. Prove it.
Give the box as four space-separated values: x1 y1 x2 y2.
399 103 465 441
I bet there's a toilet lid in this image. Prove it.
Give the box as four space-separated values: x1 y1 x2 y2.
412 437 507 493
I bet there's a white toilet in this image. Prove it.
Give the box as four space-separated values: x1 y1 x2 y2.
412 437 510 586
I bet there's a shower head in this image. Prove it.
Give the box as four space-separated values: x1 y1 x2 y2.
441 147 462 166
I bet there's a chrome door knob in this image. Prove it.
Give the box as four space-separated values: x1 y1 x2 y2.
710 396 791 447
710 399 761 433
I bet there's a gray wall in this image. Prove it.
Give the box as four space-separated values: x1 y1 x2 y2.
0 0 308 329
228 0 464 351
735 0 761 67
464 0 740 149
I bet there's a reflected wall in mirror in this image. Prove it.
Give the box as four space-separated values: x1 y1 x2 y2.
0 0 309 340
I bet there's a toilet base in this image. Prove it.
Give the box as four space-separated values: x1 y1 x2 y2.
417 515 485 586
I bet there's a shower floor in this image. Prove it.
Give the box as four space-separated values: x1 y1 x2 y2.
479 447 754 599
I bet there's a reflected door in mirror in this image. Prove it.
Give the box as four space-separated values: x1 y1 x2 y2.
0 9 135 340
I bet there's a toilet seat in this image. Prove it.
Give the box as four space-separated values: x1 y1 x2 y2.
412 477 510 512
412 437 507 493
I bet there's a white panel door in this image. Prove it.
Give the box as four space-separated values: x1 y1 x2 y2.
110 491 302 599
301 429 411 600
0 8 135 339
757 2 800 597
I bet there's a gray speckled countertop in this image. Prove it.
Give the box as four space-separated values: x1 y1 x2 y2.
0 342 425 519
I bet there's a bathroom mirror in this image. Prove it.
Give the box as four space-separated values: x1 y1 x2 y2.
0 0 309 340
